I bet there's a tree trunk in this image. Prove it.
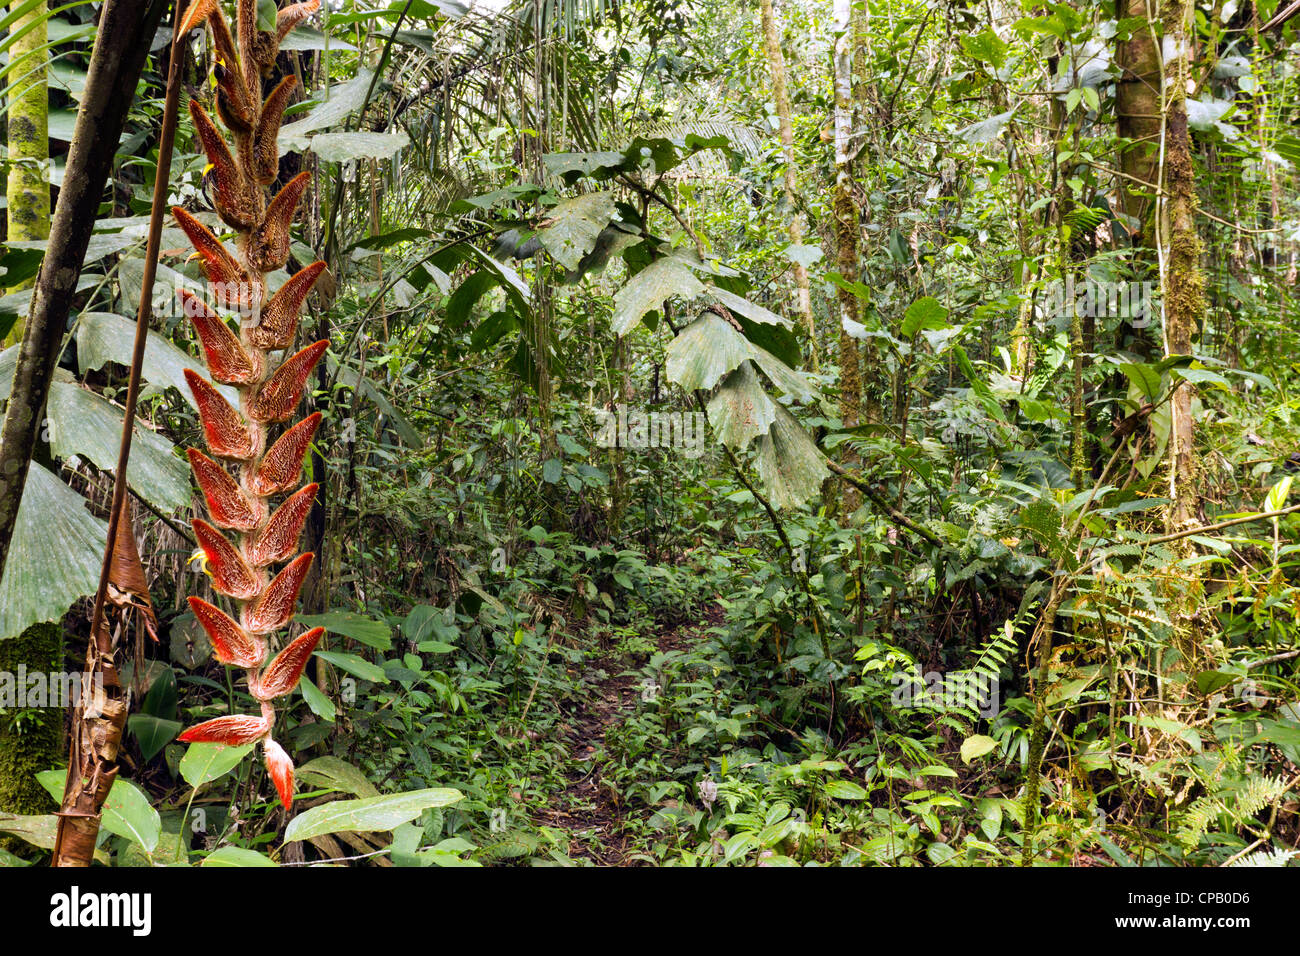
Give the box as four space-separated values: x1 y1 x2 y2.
1162 0 1203 536
759 0 816 364
1115 0 1161 358
832 0 861 515
3 0 49 336
0 622 60 828
0 0 59 831
0 0 166 588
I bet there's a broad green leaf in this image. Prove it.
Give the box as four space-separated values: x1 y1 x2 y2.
179 743 254 788
128 714 182 763
297 610 393 650
310 130 410 163
665 313 752 391
705 285 791 327
542 150 625 181
298 675 336 723
202 846 278 866
538 191 617 270
783 244 822 268
960 734 999 764
753 403 830 509
1118 361 1161 402
1267 476 1292 513
612 255 705 335
955 108 1017 145
314 651 389 683
900 296 950 338
542 457 562 483
47 382 189 512
825 780 868 800
0 813 107 862
283 788 463 842
35 772 160 853
0 464 106 641
279 69 377 150
960 28 1009 68
296 756 379 798
1174 366 1231 390
707 361 775 449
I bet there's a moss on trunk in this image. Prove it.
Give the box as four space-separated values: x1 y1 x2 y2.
3 0 50 343
0 622 62 816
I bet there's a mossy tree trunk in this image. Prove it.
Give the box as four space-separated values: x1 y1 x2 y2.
4 0 50 332
0 622 60 820
832 0 861 516
1115 0 1161 359
759 0 816 366
0 0 59 826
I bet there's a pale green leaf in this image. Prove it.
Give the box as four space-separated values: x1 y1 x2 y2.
283 788 464 843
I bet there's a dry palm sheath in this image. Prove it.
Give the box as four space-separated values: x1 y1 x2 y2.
173 0 325 809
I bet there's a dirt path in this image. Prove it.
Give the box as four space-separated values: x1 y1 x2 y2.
541 606 717 866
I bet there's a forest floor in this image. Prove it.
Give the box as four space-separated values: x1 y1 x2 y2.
539 604 720 865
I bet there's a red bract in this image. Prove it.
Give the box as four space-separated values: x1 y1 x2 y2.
252 627 324 700
251 261 326 349
253 76 298 185
180 289 258 384
188 448 261 530
248 483 317 567
251 412 321 495
178 711 273 745
242 553 314 634
184 369 257 460
191 101 256 229
248 340 327 423
177 0 323 819
262 738 295 810
189 596 266 668
172 207 261 310
249 172 310 272
193 519 261 600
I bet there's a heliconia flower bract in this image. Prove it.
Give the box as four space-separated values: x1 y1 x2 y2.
175 0 327 812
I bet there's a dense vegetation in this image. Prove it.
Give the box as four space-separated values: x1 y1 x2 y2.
1 0 1299 869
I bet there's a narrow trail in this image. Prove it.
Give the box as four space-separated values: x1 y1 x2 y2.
541 605 719 866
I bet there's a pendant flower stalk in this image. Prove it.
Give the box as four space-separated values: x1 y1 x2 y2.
175 0 326 811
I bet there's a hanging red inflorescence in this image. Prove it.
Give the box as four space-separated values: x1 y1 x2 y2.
177 0 326 811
